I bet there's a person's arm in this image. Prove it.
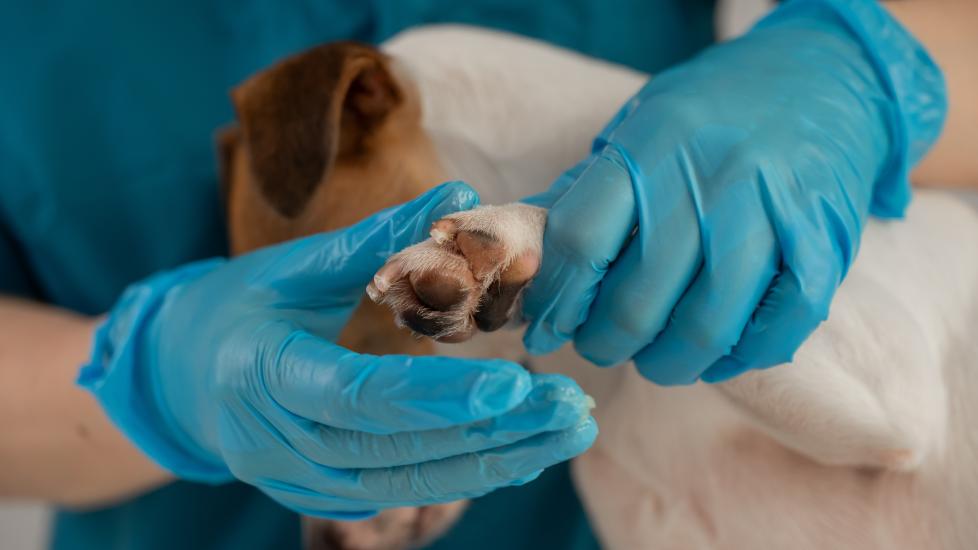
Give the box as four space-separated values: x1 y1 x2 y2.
2 184 596 519
887 1 977 189
0 296 171 508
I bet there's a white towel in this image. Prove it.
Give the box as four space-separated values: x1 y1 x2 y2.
389 26 978 549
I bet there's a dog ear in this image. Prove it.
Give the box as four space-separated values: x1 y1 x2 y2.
230 42 403 218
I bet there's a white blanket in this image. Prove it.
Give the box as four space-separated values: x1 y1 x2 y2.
387 26 978 549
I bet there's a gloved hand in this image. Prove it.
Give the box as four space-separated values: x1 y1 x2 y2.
523 0 945 384
80 182 597 518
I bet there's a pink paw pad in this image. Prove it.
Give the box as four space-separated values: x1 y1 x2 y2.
367 204 545 342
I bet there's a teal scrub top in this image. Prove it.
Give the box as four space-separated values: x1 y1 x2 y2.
0 1 715 548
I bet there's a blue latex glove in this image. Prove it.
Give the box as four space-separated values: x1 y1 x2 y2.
80 182 597 518
523 0 945 384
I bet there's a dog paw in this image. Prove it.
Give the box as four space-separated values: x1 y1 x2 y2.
367 203 546 342
303 502 468 550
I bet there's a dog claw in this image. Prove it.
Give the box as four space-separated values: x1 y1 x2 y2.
366 280 383 302
430 219 458 244
369 260 406 298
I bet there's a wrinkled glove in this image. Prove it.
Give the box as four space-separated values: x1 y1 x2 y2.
80 182 597 518
523 0 946 384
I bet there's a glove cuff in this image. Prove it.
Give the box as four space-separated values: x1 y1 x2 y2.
78 258 234 484
760 0 947 218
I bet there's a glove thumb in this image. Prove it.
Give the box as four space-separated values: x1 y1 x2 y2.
259 181 480 300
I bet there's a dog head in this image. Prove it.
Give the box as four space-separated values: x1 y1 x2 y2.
217 42 447 355
218 41 447 255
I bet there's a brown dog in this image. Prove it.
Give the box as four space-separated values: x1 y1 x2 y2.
218 41 501 550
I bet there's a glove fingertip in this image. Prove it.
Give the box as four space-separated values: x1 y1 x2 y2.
521 298 570 355
509 470 544 487
633 355 700 387
701 356 752 383
522 326 566 356
554 416 599 460
468 359 533 417
294 507 378 521
573 338 625 368
427 181 480 217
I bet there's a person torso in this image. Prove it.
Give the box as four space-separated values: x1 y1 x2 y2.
0 1 714 548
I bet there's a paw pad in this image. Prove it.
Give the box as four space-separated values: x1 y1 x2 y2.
367 204 545 342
